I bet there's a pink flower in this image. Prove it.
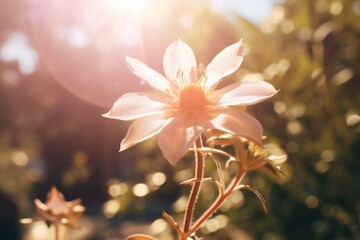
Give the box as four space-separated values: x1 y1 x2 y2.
34 187 85 227
104 39 277 165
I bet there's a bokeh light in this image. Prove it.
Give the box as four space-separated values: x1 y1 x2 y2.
108 182 128 197
0 32 39 75
132 183 149 197
11 151 29 167
103 199 121 218
149 218 168 235
29 221 49 240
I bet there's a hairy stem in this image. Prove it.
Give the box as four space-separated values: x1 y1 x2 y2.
185 168 246 238
185 138 248 239
183 138 204 234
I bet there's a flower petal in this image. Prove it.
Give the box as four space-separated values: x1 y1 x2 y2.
158 114 203 165
209 107 263 145
205 40 244 88
103 92 170 121
218 79 278 106
163 39 197 83
126 56 170 92
120 111 175 151
126 234 157 240
34 199 49 212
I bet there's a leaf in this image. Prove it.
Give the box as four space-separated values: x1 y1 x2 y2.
180 177 214 185
234 185 268 215
263 162 286 178
162 211 185 237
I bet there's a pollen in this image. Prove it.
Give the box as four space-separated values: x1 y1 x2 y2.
179 85 208 110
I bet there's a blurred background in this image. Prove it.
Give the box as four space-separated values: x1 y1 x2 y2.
0 0 359 239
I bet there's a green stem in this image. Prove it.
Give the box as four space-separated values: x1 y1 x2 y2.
183 137 204 234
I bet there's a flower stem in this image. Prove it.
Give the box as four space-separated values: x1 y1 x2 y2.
183 137 204 234
185 170 246 237
54 222 60 240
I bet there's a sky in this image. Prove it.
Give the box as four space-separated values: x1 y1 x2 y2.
209 0 284 24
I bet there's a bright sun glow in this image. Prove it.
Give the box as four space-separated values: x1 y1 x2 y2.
104 0 147 14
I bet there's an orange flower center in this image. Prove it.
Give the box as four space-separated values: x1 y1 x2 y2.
179 85 208 111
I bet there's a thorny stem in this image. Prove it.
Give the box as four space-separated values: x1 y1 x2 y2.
183 137 204 234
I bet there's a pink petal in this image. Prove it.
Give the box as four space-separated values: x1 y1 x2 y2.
126 234 157 240
158 114 204 165
126 56 170 92
120 112 174 151
103 92 169 121
205 40 244 89
218 79 278 106
34 199 48 212
209 107 263 145
163 39 197 83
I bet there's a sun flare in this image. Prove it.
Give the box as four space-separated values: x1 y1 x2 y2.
103 0 147 15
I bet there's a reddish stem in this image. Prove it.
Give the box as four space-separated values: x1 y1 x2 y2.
183 138 204 234
185 169 246 238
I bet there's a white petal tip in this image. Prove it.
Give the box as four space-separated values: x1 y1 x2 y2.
102 111 111 118
237 41 244 55
119 143 128 152
125 56 133 62
120 139 137 152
